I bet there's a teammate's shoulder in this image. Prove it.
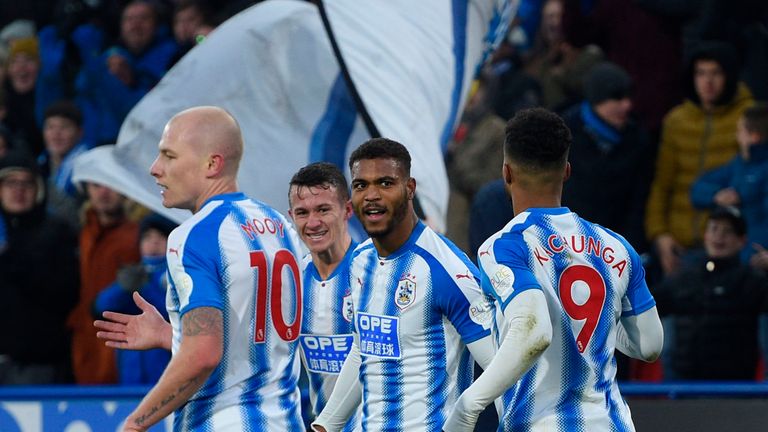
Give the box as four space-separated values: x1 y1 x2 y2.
351 239 375 257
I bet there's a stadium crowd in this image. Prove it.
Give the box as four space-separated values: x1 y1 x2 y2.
0 0 766 408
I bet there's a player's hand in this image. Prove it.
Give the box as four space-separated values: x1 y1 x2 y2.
442 394 480 432
94 292 172 351
655 234 682 276
311 426 327 432
713 188 740 207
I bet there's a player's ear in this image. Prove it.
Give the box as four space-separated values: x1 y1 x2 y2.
343 199 353 220
406 177 416 200
207 154 225 177
503 162 513 186
563 162 571 182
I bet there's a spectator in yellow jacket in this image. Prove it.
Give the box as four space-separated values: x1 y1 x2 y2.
645 41 753 276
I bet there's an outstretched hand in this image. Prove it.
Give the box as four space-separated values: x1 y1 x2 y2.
94 291 172 351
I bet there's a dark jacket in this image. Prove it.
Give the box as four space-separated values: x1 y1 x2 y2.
0 204 79 366
653 251 768 380
561 102 654 252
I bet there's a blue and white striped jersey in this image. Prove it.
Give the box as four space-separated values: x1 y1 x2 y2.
350 221 492 432
300 243 361 432
477 207 655 432
165 192 304 431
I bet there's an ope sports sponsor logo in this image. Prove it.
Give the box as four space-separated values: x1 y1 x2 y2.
300 334 353 374
357 312 401 359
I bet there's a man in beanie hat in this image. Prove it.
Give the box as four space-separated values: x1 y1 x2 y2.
0 152 79 384
93 212 177 385
561 61 654 253
3 36 42 156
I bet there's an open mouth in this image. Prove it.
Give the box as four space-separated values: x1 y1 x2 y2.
363 206 386 221
305 230 328 241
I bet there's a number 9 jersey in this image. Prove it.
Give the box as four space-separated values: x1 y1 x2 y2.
165 192 304 431
477 207 655 431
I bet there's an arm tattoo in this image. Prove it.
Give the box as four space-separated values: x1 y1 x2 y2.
134 377 202 426
182 307 223 337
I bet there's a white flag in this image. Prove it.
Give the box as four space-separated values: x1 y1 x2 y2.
72 0 516 229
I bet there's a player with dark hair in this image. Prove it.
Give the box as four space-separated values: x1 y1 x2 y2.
313 138 496 432
444 108 663 431
288 162 361 431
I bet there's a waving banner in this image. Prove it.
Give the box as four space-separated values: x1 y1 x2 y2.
73 0 515 229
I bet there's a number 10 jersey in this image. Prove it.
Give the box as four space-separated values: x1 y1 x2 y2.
477 207 655 432
165 192 304 431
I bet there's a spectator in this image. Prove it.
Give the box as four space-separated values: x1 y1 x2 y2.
561 62 654 252
445 74 506 254
645 41 753 277
77 0 177 145
562 0 685 139
691 103 768 269
653 206 768 380
168 0 216 66
35 0 105 129
0 19 36 70
3 37 42 156
0 152 79 384
68 182 140 384
37 100 89 229
524 0 604 111
94 212 175 385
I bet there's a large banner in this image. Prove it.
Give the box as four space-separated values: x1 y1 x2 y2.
72 0 515 229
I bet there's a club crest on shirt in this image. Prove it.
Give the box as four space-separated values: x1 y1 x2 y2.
395 273 417 310
342 292 354 322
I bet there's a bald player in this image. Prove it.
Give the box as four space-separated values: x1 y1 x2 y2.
97 106 305 431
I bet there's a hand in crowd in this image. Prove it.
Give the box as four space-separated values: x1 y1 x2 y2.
655 233 682 276
94 292 172 351
107 53 134 86
713 188 741 207
750 243 768 271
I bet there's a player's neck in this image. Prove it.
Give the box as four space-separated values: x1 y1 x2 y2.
193 179 239 213
312 235 352 280
512 190 562 216
373 211 418 257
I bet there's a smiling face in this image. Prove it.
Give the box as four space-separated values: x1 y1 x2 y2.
121 1 157 53
7 53 39 94
350 158 415 251
149 119 207 212
704 218 745 259
43 116 82 160
289 183 351 256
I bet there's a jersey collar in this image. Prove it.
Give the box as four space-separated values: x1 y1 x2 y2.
379 220 426 260
200 192 247 209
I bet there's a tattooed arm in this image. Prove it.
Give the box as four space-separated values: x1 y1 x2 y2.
122 307 224 432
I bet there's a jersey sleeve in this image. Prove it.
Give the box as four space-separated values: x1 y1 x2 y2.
479 236 541 312
169 222 225 317
427 254 492 344
619 240 656 317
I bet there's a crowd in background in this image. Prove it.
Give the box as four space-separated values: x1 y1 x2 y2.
0 0 767 386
